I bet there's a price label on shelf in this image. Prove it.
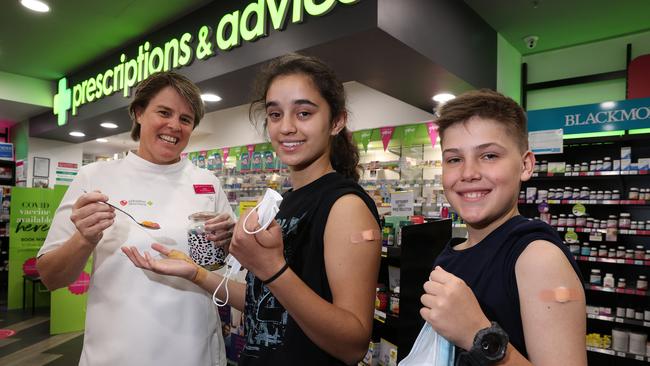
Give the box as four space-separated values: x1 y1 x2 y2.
616 352 626 357
615 317 624 323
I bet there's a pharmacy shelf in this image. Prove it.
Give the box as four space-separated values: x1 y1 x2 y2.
587 313 650 328
574 256 650 267
373 309 398 326
554 226 650 237
586 346 650 362
533 170 649 178
519 199 649 206
584 284 648 297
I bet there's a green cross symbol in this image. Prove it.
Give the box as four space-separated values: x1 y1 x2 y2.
53 78 72 126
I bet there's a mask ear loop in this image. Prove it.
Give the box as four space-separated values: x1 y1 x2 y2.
242 200 277 235
214 201 273 306
213 264 233 307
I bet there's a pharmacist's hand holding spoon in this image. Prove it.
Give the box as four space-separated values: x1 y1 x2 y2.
70 190 115 247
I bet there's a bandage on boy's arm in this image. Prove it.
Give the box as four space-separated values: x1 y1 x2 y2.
538 286 582 303
166 249 208 285
350 229 381 243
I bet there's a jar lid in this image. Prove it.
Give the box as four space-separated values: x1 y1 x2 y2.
581 162 588 165
605 273 613 277
620 213 631 217
604 157 611 160
613 189 619 192
636 245 644 249
597 159 603 163
591 269 601 273
609 215 617 219
619 278 626 281
560 214 566 217
639 275 647 279
630 187 639 191
618 246 625 249
626 249 634 252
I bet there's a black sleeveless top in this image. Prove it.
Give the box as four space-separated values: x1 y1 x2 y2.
433 215 582 358
238 172 380 365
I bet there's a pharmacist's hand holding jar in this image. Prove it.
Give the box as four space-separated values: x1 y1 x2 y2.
70 190 115 247
230 209 287 283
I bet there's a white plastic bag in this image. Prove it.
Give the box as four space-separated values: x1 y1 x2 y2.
398 322 455 366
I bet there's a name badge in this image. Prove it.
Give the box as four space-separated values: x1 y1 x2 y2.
194 184 216 194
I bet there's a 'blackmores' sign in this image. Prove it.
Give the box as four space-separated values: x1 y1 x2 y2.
53 0 360 126
527 97 650 134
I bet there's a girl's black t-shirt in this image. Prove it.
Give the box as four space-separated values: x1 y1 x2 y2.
238 172 379 366
433 215 582 358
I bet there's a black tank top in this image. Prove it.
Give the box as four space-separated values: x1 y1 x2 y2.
433 215 582 357
238 172 380 365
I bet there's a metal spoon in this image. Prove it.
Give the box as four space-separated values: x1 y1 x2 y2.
83 190 160 229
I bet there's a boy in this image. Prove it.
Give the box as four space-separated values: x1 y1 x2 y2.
420 90 586 365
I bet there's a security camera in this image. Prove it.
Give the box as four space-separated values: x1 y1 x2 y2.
523 35 539 49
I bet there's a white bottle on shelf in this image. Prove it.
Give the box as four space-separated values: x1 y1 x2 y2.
603 273 615 288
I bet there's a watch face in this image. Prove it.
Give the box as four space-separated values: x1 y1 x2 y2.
481 333 506 358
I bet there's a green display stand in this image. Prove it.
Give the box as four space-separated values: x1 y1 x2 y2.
8 186 67 310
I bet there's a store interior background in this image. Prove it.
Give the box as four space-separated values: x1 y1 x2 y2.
1 0 650 365
1 0 649 183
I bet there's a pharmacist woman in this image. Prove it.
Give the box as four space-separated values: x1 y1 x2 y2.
37 72 235 366
123 54 382 365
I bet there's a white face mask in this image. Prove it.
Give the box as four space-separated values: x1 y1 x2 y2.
213 188 283 307
399 323 455 366
243 188 283 235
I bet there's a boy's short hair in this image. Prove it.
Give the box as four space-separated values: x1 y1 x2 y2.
436 89 529 152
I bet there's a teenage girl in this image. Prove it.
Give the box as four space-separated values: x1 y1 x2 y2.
123 54 381 365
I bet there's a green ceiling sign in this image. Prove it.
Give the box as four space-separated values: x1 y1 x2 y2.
53 0 360 125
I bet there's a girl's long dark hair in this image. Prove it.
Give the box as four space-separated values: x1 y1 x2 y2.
249 53 360 182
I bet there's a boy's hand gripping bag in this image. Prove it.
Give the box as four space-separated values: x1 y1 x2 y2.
398 323 455 366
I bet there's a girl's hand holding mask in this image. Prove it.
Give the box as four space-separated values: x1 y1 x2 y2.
230 209 286 283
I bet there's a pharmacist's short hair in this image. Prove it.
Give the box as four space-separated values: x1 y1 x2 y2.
436 89 529 152
128 71 204 141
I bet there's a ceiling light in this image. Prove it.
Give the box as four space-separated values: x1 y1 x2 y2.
201 93 222 102
600 101 616 109
100 122 118 129
69 131 85 137
96 138 108 143
20 0 50 13
432 93 456 103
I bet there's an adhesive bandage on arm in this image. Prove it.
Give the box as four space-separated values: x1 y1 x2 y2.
538 286 582 303
350 229 382 243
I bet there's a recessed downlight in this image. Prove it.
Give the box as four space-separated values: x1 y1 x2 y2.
432 93 456 103
201 93 222 102
21 0 50 13
69 131 85 137
600 101 616 109
100 122 118 129
96 138 108 143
